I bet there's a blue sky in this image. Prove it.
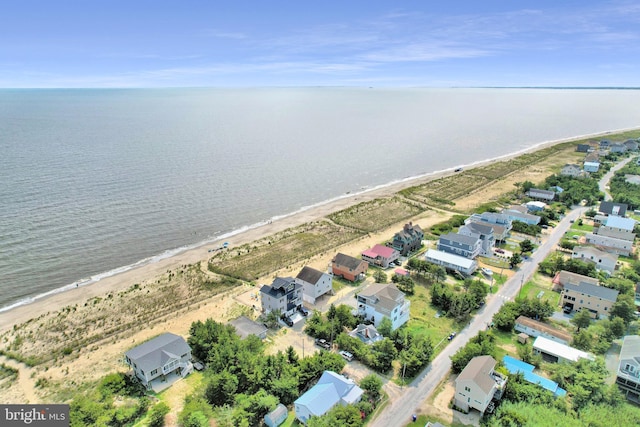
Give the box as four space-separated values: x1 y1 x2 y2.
1 0 639 87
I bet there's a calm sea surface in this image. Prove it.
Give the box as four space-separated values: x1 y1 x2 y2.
1 87 639 310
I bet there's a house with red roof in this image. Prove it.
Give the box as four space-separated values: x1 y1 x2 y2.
361 244 400 268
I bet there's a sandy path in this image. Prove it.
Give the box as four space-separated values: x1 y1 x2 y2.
0 355 39 404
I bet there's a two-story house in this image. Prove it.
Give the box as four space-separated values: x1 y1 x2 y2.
125 333 193 389
454 356 507 414
503 209 541 226
361 244 400 268
458 222 495 256
468 212 513 233
356 283 410 330
585 232 633 256
616 335 640 402
526 188 555 201
599 201 628 217
295 266 333 304
561 163 583 177
595 216 636 241
552 270 599 291
391 222 424 256
260 276 303 317
561 281 619 319
437 232 481 259
572 246 618 274
330 253 368 282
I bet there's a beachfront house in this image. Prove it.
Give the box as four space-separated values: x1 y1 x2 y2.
260 276 303 317
533 336 593 363
561 163 583 177
576 144 591 153
361 244 400 268
458 222 495 256
526 188 555 201
525 201 546 212
595 216 636 241
571 246 618 274
356 283 410 331
425 248 478 276
585 232 633 256
599 201 628 217
454 356 507 414
330 253 368 282
584 161 600 173
437 232 481 259
624 140 639 151
616 335 640 403
124 333 193 389
294 371 363 424
391 222 424 256
561 281 619 319
503 209 541 226
295 266 333 304
465 218 510 242
611 143 628 153
514 316 572 345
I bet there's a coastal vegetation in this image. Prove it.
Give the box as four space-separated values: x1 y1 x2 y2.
327 196 425 232
609 160 640 210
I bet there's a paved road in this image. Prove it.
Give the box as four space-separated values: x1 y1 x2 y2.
599 156 634 200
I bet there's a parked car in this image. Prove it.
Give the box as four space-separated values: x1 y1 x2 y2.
339 350 354 361
281 315 294 327
447 332 456 341
563 306 572 314
297 306 309 316
495 248 505 254
315 338 331 350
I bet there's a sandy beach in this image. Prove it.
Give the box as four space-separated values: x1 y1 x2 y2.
1 127 636 334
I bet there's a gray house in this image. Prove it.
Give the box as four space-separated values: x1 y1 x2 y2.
526 188 555 201
392 222 424 256
260 277 303 317
616 336 640 402
458 222 495 256
437 232 481 259
599 201 628 217
295 266 333 304
125 333 193 388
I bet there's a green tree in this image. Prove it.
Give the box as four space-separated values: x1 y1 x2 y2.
571 308 592 331
377 317 392 337
510 252 523 269
610 294 636 324
369 338 397 373
205 370 239 406
372 269 387 284
392 275 415 295
360 374 383 402
147 402 170 427
520 239 534 253
184 411 208 427
307 404 363 427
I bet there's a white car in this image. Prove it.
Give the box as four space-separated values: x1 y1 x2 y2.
339 350 354 361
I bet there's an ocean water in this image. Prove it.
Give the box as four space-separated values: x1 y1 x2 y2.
1 87 639 311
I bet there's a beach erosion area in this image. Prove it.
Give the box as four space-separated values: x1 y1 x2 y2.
0 127 638 405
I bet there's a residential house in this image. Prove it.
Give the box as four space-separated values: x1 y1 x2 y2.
595 216 637 241
600 139 611 149
611 143 628 153
330 253 368 282
525 201 546 212
552 270 599 291
624 140 639 151
502 356 566 397
616 335 640 403
458 222 495 256
526 188 555 201
230 316 268 340
532 336 593 363
356 283 410 330
361 244 400 268
349 324 384 345
294 371 363 424
260 277 303 317
561 281 619 318
454 356 507 414
264 404 288 427
599 201 628 217
585 233 633 256
561 163 583 177
503 209 541 226
466 218 509 242
425 248 478 276
584 161 600 173
124 333 193 388
576 144 591 153
514 316 572 345
468 212 513 231
295 266 333 304
438 232 481 259
593 214 609 225
392 222 424 256
585 151 600 163
572 246 618 274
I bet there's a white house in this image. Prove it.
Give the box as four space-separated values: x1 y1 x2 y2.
454 356 507 414
533 336 593 363
124 333 193 388
295 266 333 304
585 233 633 256
503 209 541 226
294 371 363 424
425 249 478 276
571 246 618 274
561 163 583 177
356 283 410 331
616 335 640 403
526 188 555 201
584 161 600 173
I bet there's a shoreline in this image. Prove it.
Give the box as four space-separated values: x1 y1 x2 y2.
1 126 638 332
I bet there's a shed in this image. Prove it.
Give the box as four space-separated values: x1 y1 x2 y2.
264 403 288 427
517 333 529 344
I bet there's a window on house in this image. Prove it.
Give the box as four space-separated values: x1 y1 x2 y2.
465 386 471 392
151 369 158 376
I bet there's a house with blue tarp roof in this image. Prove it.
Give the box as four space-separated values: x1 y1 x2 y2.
503 355 566 397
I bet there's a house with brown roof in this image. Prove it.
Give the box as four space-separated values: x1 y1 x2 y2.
391 222 424 256
330 253 368 282
454 356 507 414
356 283 410 330
552 270 598 291
295 266 333 304
361 244 400 268
514 316 572 345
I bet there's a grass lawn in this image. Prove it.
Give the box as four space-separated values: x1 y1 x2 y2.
516 278 560 307
280 411 301 427
570 221 594 232
406 414 472 427
332 278 346 293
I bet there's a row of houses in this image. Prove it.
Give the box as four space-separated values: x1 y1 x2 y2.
570 138 640 175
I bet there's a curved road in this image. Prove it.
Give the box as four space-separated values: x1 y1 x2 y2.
599 156 634 200
370 159 626 427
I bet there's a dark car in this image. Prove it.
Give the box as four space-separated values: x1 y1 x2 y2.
281 315 294 327
447 332 456 341
563 306 572 314
315 338 331 350
298 306 309 316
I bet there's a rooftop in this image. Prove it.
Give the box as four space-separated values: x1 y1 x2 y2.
563 281 619 302
125 333 190 373
425 249 476 269
515 316 572 343
533 336 593 362
457 355 500 394
362 244 397 259
333 253 367 270
440 232 479 247
296 266 325 285
605 215 636 231
229 316 268 339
